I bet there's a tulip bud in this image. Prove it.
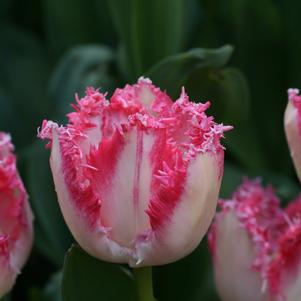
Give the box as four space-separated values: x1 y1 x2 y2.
38 77 231 267
284 88 301 182
0 132 33 298
209 179 301 301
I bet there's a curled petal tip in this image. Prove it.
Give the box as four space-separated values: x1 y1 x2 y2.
223 125 234 132
138 76 152 84
288 88 300 101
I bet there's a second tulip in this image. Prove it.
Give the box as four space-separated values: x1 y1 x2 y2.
209 179 301 301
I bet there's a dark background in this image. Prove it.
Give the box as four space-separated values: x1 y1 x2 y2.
1 0 300 300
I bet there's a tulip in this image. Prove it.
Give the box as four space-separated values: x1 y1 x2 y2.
38 77 231 267
284 88 301 182
209 179 301 301
0 132 33 298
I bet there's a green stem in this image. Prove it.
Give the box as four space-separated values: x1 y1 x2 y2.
134 267 155 301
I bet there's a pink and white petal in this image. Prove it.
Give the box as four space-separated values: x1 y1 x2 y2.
0 239 17 298
214 211 269 301
284 100 301 182
10 200 34 270
0 133 13 159
132 151 223 267
110 77 172 115
97 129 153 248
267 223 301 300
0 263 16 298
50 129 132 263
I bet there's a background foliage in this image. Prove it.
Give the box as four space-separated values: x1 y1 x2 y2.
0 0 300 300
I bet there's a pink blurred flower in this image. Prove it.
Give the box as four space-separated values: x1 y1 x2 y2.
284 88 301 182
38 77 231 267
0 132 33 298
209 179 301 301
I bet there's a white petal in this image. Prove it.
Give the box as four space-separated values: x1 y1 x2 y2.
132 152 223 266
99 129 153 247
0 262 16 298
10 200 34 271
214 211 269 301
50 129 133 263
284 101 301 182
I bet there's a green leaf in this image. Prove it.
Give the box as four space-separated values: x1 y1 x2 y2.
220 163 245 198
42 0 115 57
48 45 115 121
221 165 299 205
147 45 233 97
44 271 63 301
28 288 46 301
62 245 136 301
34 223 62 267
186 62 264 171
28 271 62 301
153 240 219 301
0 25 49 148
108 0 188 79
0 83 14 132
218 66 264 170
225 122 267 171
199 0 287 172
213 68 264 170
215 67 250 124
26 141 73 266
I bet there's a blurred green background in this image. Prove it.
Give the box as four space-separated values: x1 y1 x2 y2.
1 0 300 300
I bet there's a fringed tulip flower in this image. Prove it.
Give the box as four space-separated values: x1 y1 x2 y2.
0 132 33 298
209 179 301 301
285 88 301 182
38 77 231 267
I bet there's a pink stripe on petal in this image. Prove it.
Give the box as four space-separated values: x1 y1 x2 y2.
86 129 126 228
60 138 102 229
136 152 223 266
267 197 301 299
147 132 187 230
0 236 9 259
96 127 153 247
50 129 133 263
